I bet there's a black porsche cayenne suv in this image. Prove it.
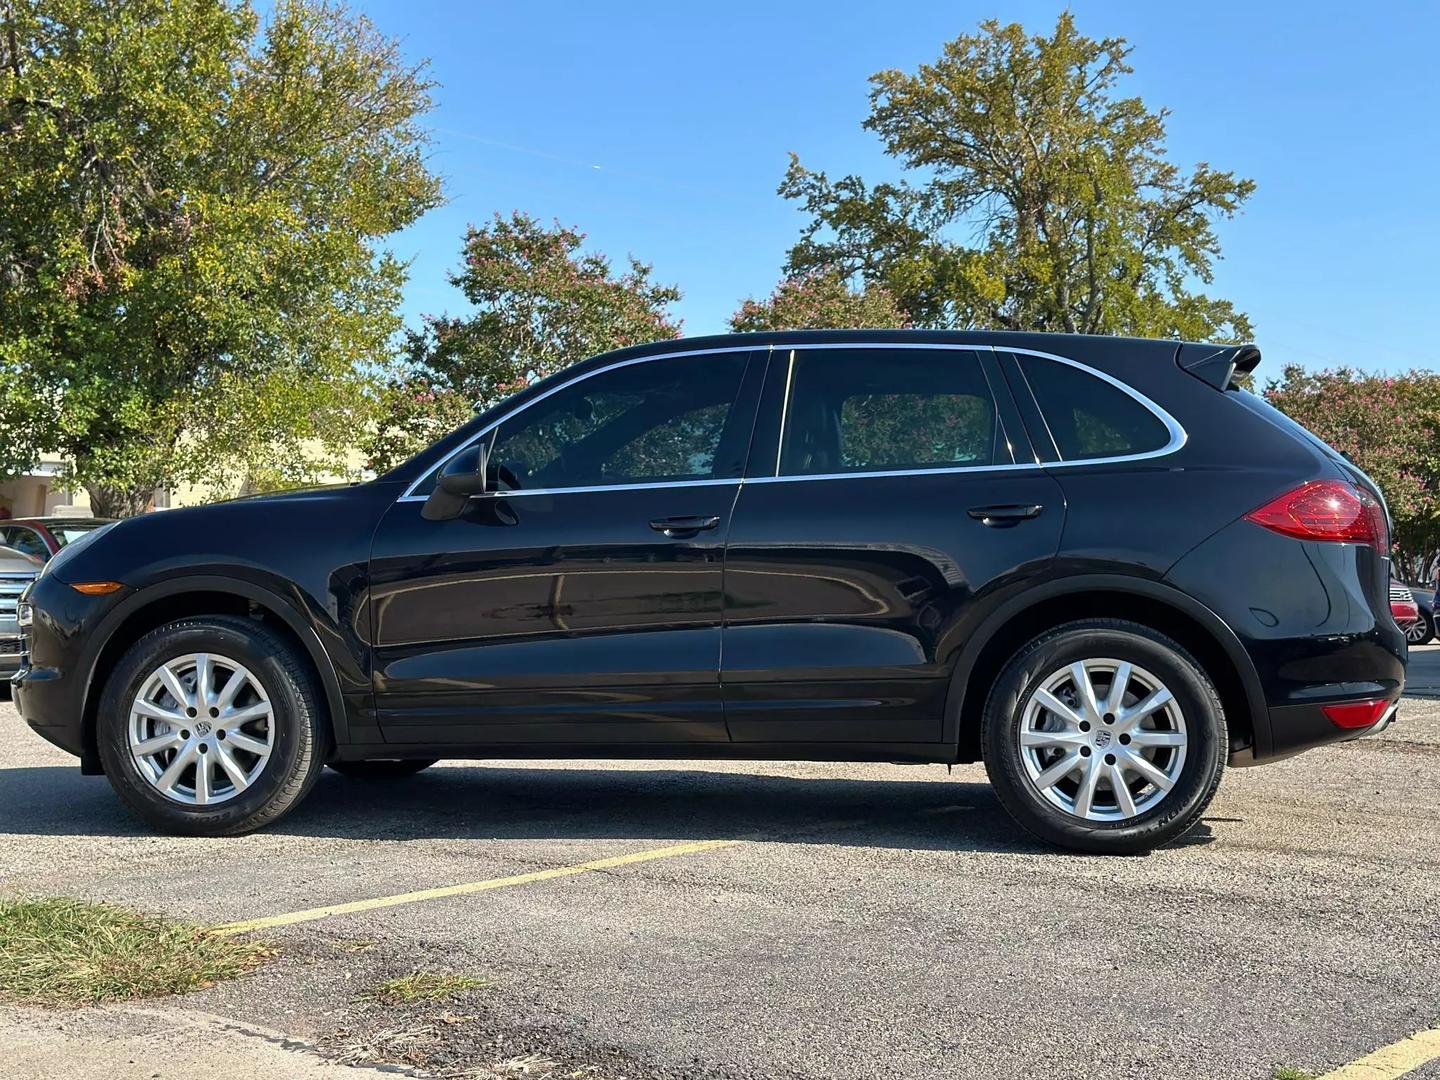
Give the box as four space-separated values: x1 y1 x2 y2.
12 331 1406 853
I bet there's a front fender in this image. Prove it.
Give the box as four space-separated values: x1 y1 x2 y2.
78 574 359 760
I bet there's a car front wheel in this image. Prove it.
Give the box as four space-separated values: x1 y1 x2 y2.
1405 616 1434 646
97 616 327 836
981 618 1226 855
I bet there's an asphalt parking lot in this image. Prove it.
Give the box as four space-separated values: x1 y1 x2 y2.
4 650 1440 1080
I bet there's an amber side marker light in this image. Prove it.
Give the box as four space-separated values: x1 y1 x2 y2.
69 581 124 596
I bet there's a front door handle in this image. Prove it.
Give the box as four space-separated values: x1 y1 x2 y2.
649 515 721 539
967 503 1044 527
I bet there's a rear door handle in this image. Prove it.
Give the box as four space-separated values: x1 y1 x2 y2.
967 504 1044 527
649 515 721 538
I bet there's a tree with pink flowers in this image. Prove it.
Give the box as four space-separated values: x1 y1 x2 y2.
1266 366 1440 581
729 270 908 332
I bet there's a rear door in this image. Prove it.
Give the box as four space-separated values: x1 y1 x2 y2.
721 344 1065 744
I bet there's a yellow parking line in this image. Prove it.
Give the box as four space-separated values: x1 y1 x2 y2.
211 839 738 936
1317 1025 1440 1080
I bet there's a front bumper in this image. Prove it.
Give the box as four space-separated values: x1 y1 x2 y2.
11 574 116 770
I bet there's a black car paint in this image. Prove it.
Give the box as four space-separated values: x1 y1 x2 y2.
13 330 1406 774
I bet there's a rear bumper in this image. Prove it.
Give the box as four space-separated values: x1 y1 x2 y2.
1233 696 1400 766
1167 517 1406 766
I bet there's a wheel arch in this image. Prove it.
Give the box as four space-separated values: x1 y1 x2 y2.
944 575 1268 764
79 576 348 773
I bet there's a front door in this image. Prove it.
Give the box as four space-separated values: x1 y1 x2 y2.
721 344 1065 744
369 348 762 746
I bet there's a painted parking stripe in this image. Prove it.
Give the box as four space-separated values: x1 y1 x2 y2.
211 839 738 936
1317 1025 1440 1080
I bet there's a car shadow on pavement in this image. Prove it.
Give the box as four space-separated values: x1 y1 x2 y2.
0 762 1217 854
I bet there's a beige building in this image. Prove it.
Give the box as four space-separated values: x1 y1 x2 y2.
0 457 92 518
1 446 369 519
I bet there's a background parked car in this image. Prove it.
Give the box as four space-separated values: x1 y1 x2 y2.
1403 584 1436 645
0 544 43 698
1390 579 1420 631
0 517 113 562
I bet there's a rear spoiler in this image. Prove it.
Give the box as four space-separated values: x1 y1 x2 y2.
1176 342 1261 391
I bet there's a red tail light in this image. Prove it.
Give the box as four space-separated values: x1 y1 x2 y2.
1321 699 1390 729
1244 480 1388 547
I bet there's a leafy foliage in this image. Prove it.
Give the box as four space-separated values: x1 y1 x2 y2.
1265 366 1440 580
365 212 682 472
729 269 907 331
0 0 440 514
779 14 1255 340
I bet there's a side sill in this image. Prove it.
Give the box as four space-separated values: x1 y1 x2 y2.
333 741 962 765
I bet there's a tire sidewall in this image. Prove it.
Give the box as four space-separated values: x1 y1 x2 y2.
983 623 1225 853
97 619 320 834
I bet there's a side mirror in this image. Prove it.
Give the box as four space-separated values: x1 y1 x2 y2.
422 444 491 520
438 444 491 497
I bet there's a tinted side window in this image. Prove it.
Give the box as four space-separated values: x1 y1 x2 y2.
456 353 748 492
1017 355 1170 460
778 348 999 476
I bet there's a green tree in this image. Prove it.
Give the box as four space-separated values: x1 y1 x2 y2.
1265 365 1440 580
729 269 907 332
0 0 440 515
779 13 1255 340
366 212 682 472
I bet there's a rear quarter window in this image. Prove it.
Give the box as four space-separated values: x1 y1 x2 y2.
1016 354 1172 460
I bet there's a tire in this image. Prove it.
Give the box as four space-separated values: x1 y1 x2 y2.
981 618 1226 855
96 615 328 837
327 759 438 779
1405 616 1434 646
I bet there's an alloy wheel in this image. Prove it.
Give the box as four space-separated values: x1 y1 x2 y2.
127 653 274 805
1405 618 1430 644
1018 658 1188 822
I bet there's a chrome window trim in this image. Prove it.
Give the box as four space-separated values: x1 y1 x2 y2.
395 340 1187 504
1003 346 1187 465
773 348 795 476
763 343 1185 481
397 345 757 501
395 477 739 504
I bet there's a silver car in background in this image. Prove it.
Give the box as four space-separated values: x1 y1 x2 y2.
0 545 42 696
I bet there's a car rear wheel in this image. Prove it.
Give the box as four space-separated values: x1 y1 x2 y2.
97 616 327 836
981 618 1226 855
327 759 438 779
1405 615 1434 646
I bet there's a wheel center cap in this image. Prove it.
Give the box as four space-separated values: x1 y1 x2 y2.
1093 728 1112 749
195 720 213 737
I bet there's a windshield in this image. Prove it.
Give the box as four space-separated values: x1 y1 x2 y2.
52 524 102 548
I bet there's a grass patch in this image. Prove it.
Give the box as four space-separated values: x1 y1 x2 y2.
0 897 269 1006
362 971 491 1005
1273 1067 1315 1080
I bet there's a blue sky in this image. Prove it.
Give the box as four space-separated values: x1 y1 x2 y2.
347 0 1438 373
